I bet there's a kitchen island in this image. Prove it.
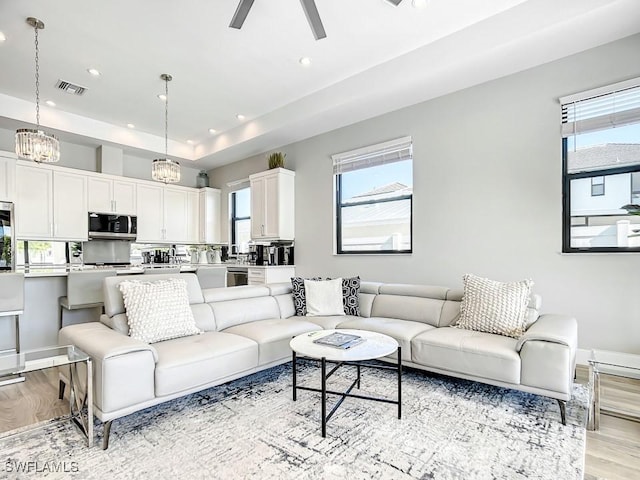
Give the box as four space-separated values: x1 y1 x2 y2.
1 263 294 352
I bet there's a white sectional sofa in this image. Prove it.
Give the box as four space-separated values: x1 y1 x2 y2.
59 273 578 449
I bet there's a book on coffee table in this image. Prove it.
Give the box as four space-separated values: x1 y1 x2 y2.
313 332 365 349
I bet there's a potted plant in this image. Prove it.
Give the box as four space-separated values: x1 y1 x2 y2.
267 152 286 169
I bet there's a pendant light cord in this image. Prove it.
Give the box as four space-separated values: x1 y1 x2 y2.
34 23 41 129
164 76 168 157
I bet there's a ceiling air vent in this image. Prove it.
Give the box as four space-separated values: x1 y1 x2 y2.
55 79 87 96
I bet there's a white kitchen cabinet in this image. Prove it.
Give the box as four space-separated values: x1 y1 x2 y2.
136 183 164 242
0 151 16 202
249 168 295 241
53 171 88 240
88 176 136 214
199 187 221 244
136 183 199 243
15 164 87 240
247 266 296 286
15 164 53 238
164 187 190 243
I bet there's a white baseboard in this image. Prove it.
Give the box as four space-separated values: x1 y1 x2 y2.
576 348 591 366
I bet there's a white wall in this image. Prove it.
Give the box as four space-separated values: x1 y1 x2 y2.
210 34 640 354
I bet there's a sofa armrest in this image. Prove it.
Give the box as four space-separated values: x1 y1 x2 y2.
59 322 158 362
515 314 577 353
59 323 157 416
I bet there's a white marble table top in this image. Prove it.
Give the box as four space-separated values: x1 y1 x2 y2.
290 329 398 362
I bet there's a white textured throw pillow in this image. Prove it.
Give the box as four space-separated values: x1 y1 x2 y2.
456 274 533 338
304 278 346 316
119 278 202 343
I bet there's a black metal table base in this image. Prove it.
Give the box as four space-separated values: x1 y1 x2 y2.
292 347 402 437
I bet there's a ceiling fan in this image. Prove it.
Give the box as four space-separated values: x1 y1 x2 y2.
229 0 405 40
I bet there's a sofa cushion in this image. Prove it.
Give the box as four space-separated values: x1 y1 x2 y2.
338 317 435 361
341 277 361 316
104 273 204 318
210 296 281 331
119 278 202 344
153 332 258 396
291 277 323 316
371 294 446 328
223 318 321 365
411 327 521 384
456 274 533 338
305 278 345 316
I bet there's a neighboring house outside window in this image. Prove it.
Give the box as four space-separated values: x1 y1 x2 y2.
333 137 413 254
230 187 251 254
590 176 605 196
561 78 640 252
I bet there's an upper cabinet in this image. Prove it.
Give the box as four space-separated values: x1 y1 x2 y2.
87 176 136 214
163 186 192 244
136 183 165 242
0 151 16 202
199 187 221 244
15 163 87 241
250 168 295 241
136 183 201 244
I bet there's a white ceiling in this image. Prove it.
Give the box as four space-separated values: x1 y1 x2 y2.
0 0 639 170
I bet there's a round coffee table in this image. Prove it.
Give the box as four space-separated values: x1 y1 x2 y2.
289 329 401 437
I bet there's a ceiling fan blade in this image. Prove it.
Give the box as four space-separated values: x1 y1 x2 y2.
229 0 255 29
386 0 404 5
300 0 326 40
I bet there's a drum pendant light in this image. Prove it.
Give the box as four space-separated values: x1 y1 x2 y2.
152 73 180 183
15 17 60 163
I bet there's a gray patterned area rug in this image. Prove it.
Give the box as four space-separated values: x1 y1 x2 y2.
0 362 586 480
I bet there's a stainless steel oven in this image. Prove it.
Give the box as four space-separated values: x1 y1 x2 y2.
0 202 15 271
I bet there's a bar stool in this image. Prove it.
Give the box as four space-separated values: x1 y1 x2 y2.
0 272 25 386
58 269 115 401
59 269 117 330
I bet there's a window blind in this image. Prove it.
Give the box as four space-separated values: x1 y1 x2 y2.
332 136 412 175
561 78 640 137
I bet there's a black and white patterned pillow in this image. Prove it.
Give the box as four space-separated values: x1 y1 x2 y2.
291 277 323 316
291 276 361 316
342 276 361 316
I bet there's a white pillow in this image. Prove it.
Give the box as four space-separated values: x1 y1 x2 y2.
304 278 346 317
119 278 202 343
456 274 533 338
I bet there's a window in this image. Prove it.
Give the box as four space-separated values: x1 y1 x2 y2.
590 176 605 196
333 137 413 254
16 240 68 267
230 187 251 254
561 78 640 252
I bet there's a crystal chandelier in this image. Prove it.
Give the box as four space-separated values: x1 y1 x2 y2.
15 17 60 163
152 73 180 183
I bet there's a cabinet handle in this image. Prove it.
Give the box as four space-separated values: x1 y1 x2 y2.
261 224 264 236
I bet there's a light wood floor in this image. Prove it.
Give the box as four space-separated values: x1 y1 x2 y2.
0 366 638 479
575 366 640 480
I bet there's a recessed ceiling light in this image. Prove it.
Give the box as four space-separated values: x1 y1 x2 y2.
187 140 194 145
236 114 245 120
45 100 56 107
127 123 135 129
412 0 428 8
299 57 311 66
158 94 167 101
208 128 217 134
87 68 101 76
0 32 6 43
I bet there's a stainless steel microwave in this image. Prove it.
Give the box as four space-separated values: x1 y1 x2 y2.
88 213 137 240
